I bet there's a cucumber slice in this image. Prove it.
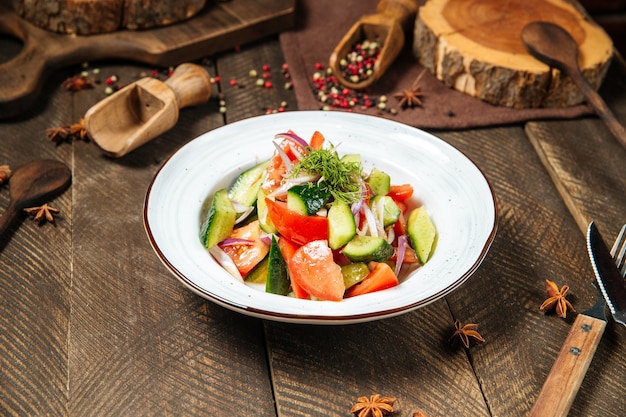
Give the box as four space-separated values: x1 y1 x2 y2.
228 160 270 208
200 188 237 248
367 168 390 196
257 190 277 233
341 262 370 289
245 255 269 283
265 236 290 295
407 206 437 264
328 200 356 250
370 195 401 227
287 183 330 215
342 235 394 262
341 153 361 167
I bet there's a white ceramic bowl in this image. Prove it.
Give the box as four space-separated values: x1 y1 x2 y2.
144 111 497 324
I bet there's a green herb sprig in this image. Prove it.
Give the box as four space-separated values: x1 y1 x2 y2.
290 146 363 204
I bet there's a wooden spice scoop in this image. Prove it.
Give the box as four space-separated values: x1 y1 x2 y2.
0 159 71 244
522 21 626 150
84 63 211 158
329 0 419 90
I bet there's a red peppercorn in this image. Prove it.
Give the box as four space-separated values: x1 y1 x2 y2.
213 76 221 83
264 81 273 89
229 79 237 86
262 64 270 72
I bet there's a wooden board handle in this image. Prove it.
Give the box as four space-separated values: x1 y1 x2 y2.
528 314 606 417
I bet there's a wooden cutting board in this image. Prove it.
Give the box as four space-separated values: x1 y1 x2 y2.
413 0 614 109
0 0 295 118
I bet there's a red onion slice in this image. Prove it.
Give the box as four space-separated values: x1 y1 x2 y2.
209 246 243 281
275 132 309 148
395 235 407 277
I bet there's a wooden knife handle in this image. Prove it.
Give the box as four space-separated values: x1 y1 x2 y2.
528 314 606 417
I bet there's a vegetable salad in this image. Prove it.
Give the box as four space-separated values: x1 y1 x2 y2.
200 130 436 301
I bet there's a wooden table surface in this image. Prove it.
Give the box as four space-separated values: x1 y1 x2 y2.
1 19 625 417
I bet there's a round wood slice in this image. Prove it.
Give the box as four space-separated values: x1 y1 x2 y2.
12 0 207 35
413 0 614 108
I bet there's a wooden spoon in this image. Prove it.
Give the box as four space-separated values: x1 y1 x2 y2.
329 0 419 90
84 63 211 158
0 159 71 239
522 21 626 150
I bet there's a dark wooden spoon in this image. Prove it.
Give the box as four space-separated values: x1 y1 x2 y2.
521 21 626 150
0 159 71 238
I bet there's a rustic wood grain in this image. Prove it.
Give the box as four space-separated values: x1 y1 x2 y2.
1 19 625 417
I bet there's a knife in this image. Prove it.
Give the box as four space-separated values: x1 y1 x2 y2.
529 221 626 417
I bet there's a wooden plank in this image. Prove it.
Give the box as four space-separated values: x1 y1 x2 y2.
522 54 626 417
438 126 608 417
0 0 296 118
64 61 277 416
0 69 74 417
525 56 626 240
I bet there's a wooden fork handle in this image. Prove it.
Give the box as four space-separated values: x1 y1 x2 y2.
529 314 606 417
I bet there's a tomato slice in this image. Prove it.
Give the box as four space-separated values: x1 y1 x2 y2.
289 240 345 301
265 198 329 245
390 245 419 264
277 237 309 299
261 138 306 195
309 130 325 150
344 261 399 298
388 184 414 201
220 220 270 277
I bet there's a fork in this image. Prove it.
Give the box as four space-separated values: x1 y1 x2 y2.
611 225 626 277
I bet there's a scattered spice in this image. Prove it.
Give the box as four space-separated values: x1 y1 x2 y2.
68 118 89 141
24 203 60 224
449 319 485 348
0 165 12 185
46 119 89 144
394 70 426 109
46 126 72 144
62 74 94 91
540 279 575 318
351 394 396 417
413 412 429 417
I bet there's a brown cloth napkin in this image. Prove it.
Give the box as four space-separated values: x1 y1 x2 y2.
279 0 594 130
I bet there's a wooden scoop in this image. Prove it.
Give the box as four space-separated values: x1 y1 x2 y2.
0 159 71 240
84 63 211 158
329 0 419 90
522 21 626 150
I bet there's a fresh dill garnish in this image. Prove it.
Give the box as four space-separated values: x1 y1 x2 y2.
290 146 363 204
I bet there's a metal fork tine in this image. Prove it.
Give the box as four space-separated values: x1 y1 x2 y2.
610 225 626 276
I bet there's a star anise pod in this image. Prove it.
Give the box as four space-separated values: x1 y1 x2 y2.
0 165 11 185
68 118 89 141
24 203 60 224
540 279 575 318
62 75 94 91
46 125 72 144
449 319 485 348
351 394 396 417
394 69 426 109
